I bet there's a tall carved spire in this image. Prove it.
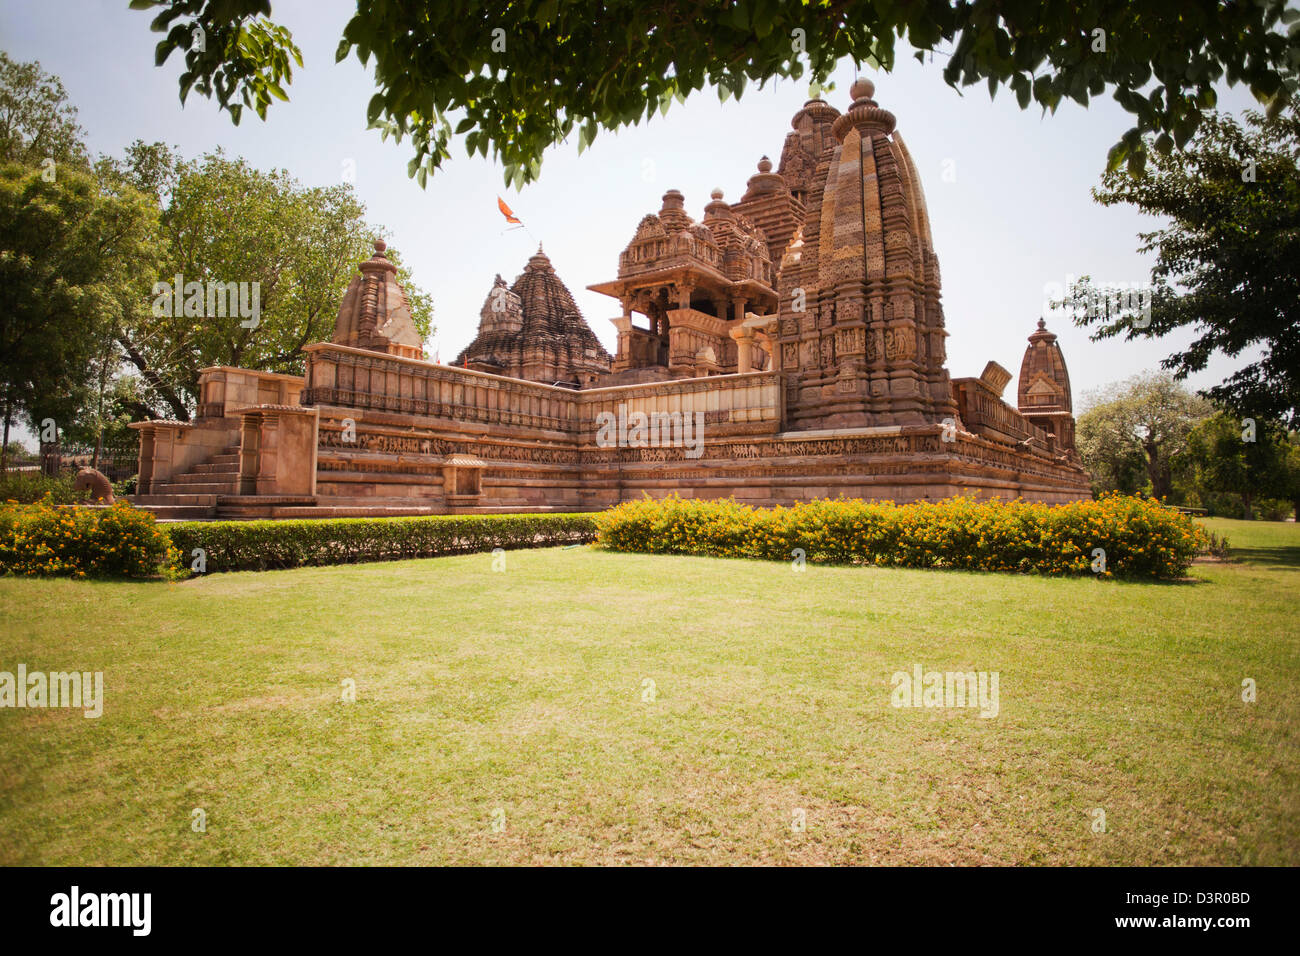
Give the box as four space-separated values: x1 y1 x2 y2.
774 78 956 429
1018 318 1073 413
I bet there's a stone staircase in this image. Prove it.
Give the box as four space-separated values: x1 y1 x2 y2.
131 446 241 520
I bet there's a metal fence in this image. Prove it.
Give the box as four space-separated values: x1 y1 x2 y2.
36 441 140 482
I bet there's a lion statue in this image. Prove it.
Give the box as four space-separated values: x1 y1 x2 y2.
74 467 115 504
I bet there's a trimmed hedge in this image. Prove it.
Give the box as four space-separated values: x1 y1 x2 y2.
0 498 179 579
168 513 599 574
594 494 1212 581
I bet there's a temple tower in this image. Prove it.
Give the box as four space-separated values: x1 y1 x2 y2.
774 79 957 429
457 246 611 386
730 155 805 264
1018 318 1077 453
333 241 426 360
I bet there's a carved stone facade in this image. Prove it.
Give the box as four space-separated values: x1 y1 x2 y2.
131 80 1089 520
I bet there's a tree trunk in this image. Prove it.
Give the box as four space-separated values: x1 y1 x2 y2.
116 333 191 422
1 392 10 475
1144 441 1169 500
92 335 111 472
1242 491 1254 521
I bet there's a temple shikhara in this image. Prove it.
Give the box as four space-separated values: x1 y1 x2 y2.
130 80 1090 519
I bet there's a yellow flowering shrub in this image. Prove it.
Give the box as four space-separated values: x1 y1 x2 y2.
0 497 180 579
595 493 1213 581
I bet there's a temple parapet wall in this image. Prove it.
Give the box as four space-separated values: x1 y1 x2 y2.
580 370 782 441
302 342 584 436
952 377 1052 449
304 342 783 444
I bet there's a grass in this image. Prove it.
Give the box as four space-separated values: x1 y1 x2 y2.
0 517 1296 866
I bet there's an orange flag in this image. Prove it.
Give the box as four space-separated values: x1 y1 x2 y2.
497 197 521 224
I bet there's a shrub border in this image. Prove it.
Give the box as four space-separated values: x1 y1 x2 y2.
167 512 599 574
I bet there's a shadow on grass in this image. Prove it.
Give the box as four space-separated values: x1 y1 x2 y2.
598 547 1208 585
1228 545 1300 571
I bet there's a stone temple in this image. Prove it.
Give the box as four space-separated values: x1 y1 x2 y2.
130 80 1090 519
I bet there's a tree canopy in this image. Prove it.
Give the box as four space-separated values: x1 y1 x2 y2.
131 0 1300 186
0 51 89 168
1070 106 1300 427
1075 373 1212 500
0 162 161 446
105 144 435 421
1185 412 1295 519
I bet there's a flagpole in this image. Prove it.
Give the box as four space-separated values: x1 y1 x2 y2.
497 196 538 246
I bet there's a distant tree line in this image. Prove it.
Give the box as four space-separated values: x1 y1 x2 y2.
1077 373 1299 521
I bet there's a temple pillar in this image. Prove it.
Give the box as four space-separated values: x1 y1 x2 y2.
730 326 756 374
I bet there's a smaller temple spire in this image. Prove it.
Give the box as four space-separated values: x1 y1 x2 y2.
331 238 425 360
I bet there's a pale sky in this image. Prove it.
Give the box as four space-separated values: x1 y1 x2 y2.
1 0 1267 420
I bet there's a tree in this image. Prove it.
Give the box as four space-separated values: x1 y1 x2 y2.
1070 106 1300 427
106 145 434 420
1075 373 1213 501
1277 431 1300 522
1186 413 1292 519
130 0 1300 187
0 164 160 472
0 51 89 169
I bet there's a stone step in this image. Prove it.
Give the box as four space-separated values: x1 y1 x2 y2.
215 495 316 507
314 495 444 508
152 481 236 496
191 462 241 475
133 493 218 506
171 471 239 485
209 453 240 465
134 504 216 521
293 505 442 518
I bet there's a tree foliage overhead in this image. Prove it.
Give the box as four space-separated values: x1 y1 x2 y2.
132 0 1300 186
1071 106 1300 428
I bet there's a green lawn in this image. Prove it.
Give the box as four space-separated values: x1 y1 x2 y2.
1 517 1296 865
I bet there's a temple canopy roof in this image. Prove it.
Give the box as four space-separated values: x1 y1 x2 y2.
588 188 777 314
